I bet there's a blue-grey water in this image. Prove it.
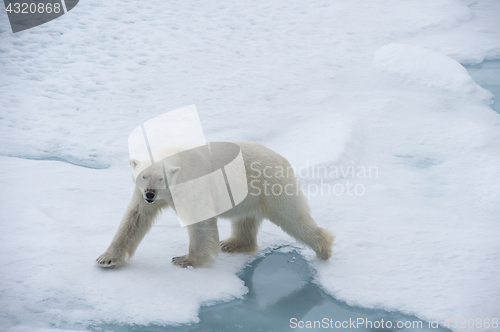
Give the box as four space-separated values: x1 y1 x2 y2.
463 60 500 113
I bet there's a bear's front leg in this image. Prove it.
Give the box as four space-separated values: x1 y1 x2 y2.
97 187 164 268
172 217 219 268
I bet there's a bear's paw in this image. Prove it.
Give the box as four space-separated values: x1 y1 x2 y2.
220 239 256 254
171 255 195 268
96 253 122 268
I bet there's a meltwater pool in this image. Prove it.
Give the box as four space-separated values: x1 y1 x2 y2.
464 60 500 114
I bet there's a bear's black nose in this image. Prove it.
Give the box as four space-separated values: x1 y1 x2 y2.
146 192 155 199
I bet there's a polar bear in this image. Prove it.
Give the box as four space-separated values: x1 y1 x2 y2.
96 142 334 268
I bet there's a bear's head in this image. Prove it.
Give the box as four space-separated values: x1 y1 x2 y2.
130 159 181 204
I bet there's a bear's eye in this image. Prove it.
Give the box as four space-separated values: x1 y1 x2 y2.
159 178 164 181
142 175 146 179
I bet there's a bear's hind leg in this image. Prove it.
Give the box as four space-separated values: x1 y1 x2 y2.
172 217 219 268
269 213 334 260
220 217 263 254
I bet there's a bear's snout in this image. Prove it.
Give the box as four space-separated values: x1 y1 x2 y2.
144 190 156 204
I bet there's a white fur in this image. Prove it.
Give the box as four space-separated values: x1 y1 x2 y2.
96 142 334 268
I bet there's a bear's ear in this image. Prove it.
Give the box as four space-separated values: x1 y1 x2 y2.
170 166 181 175
130 159 139 169
168 166 181 185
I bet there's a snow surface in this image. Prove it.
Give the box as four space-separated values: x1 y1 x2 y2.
373 43 493 99
1 0 499 331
